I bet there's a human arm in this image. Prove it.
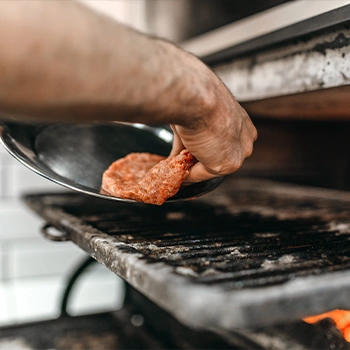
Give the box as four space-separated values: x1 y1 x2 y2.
0 0 257 182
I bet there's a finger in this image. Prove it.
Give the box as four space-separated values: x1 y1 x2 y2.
169 125 185 157
185 162 221 183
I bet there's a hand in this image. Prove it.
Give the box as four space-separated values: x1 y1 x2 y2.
170 71 257 183
0 0 257 170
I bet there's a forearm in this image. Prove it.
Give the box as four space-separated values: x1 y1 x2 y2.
0 1 213 125
0 1 258 183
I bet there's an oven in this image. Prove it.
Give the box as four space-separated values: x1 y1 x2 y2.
1 1 350 349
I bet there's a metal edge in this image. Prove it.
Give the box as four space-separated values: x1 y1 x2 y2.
201 4 350 65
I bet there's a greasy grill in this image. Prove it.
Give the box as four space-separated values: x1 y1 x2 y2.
23 178 350 332
81 199 350 289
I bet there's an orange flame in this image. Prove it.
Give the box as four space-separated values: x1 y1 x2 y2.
304 310 350 342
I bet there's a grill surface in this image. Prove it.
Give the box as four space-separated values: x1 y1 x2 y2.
24 178 350 330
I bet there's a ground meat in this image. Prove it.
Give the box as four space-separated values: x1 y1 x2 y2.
101 150 196 205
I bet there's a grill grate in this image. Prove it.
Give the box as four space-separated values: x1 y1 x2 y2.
74 188 350 290
82 210 350 288
24 178 350 330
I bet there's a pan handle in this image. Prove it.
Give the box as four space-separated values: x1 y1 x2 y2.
41 223 70 242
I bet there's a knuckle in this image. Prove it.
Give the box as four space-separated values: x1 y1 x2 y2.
245 116 258 141
245 143 254 158
210 159 242 175
252 126 258 141
230 159 244 173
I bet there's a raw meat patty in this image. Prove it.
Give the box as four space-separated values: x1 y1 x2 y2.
101 150 196 205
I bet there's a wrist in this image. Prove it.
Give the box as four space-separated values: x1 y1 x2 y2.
155 40 218 130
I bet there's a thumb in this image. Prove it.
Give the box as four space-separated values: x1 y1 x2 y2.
185 162 221 183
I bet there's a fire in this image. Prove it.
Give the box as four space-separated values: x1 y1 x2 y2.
304 310 350 342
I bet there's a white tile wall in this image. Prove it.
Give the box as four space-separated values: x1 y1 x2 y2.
10 277 62 323
0 142 125 327
0 284 15 325
0 164 4 199
6 239 87 279
0 244 3 281
0 145 6 157
1 151 61 199
7 163 61 199
0 151 10 199
7 273 124 324
0 272 125 327
0 200 44 240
